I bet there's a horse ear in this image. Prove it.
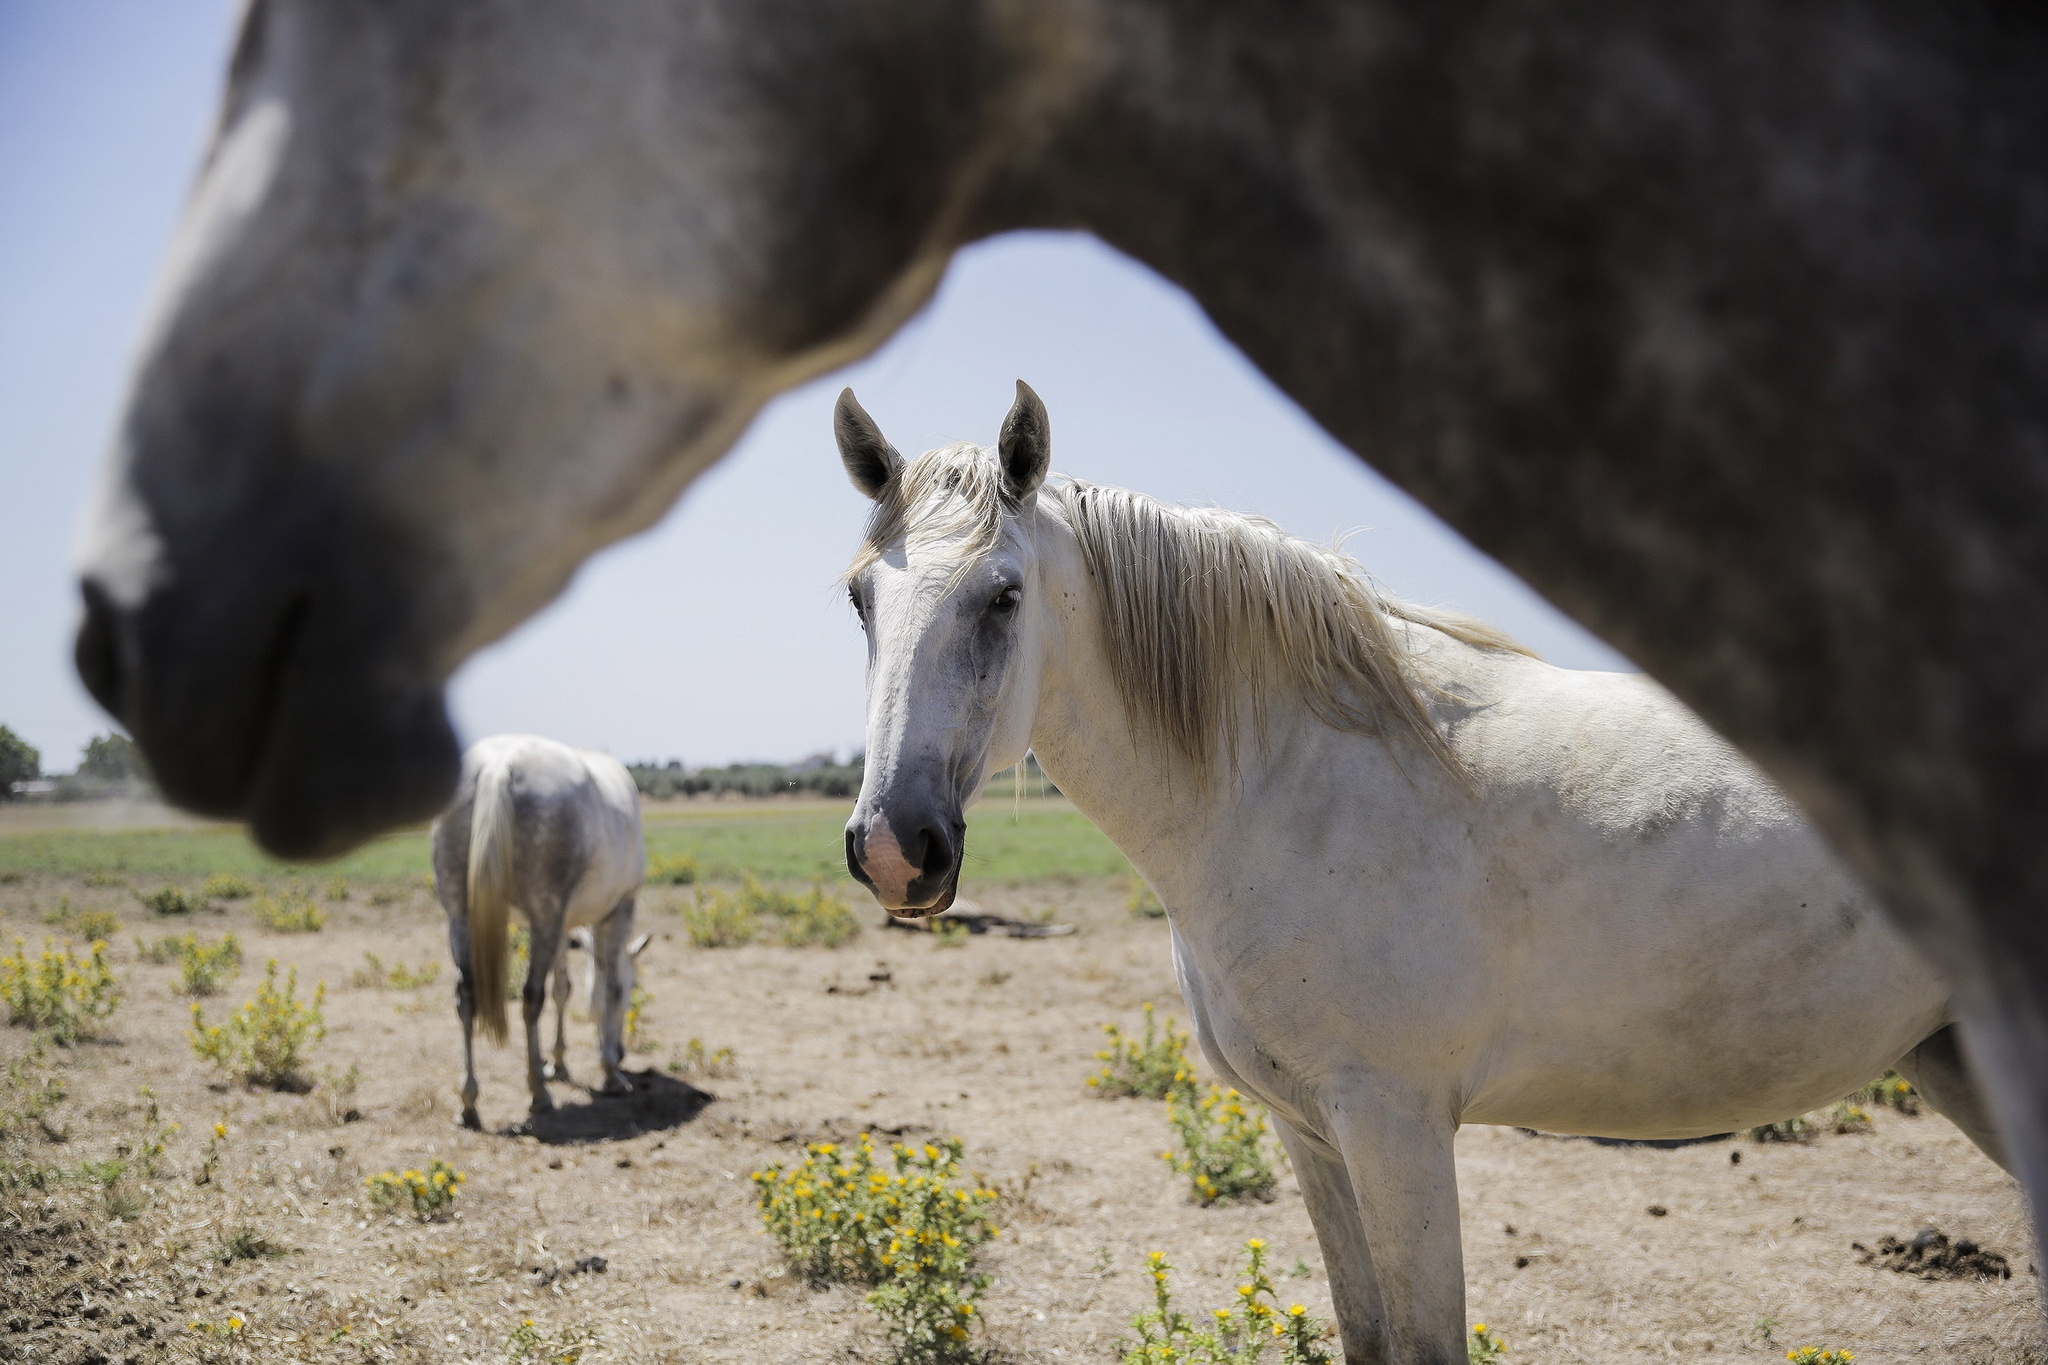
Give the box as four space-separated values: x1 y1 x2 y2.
835 388 901 501
998 380 1050 500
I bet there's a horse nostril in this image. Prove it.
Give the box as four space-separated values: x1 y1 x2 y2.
916 823 955 880
74 579 129 720
844 826 874 887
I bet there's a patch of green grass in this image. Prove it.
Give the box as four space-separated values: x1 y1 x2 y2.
0 798 1133 893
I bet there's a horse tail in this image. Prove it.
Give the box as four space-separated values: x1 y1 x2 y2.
467 754 518 1046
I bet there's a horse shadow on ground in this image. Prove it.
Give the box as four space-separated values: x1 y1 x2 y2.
505 1070 714 1146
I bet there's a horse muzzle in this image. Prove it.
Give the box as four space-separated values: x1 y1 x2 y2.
845 805 964 916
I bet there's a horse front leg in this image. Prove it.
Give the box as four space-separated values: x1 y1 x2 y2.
523 919 564 1115
1322 1080 1466 1365
590 896 638 1095
444 912 482 1130
1273 1117 1389 1363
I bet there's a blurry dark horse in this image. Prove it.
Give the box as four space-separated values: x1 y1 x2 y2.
70 0 2048 1315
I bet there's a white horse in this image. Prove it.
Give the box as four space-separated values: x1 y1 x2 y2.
836 385 2009 1365
430 734 645 1130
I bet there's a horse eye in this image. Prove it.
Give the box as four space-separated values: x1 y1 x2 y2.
992 586 1022 615
848 585 867 622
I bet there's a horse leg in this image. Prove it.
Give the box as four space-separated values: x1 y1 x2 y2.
544 951 572 1083
1323 1083 1466 1365
522 918 564 1115
444 912 482 1130
1893 1023 2012 1173
590 896 637 1096
1273 1117 1390 1363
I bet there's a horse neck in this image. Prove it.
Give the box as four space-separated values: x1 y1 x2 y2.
1022 514 1235 876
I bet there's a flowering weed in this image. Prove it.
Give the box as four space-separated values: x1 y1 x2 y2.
1089 1002 1191 1099
350 952 440 990
138 884 204 916
1166 1083 1278 1205
753 1135 999 1363
682 887 758 947
1119 1241 1333 1365
1784 1350 1854 1364
139 931 243 996
646 852 699 885
667 1037 736 1079
507 924 531 999
202 872 256 900
1468 1322 1507 1362
189 959 326 1087
1 937 121 1044
365 1157 465 1220
251 890 326 933
507 1316 598 1362
1857 1070 1919 1114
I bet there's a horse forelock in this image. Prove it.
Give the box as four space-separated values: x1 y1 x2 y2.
844 441 1017 588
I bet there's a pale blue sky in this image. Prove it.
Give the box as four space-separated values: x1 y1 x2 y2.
0 2 1628 775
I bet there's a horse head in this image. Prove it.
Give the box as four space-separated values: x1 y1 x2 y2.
72 0 1009 855
837 383 1052 916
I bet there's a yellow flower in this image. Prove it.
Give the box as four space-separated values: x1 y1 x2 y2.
213 1122 228 1139
1214 1309 1232 1321
1246 1238 1266 1250
1287 1304 1307 1317
1474 1324 1488 1334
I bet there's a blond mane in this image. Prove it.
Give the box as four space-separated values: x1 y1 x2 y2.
850 443 1532 781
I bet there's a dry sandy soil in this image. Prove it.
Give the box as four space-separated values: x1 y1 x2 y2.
0 871 2039 1364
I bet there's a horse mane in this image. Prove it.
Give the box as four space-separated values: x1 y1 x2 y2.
850 442 1533 781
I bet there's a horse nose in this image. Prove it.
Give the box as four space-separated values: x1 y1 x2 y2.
845 824 874 889
75 579 131 722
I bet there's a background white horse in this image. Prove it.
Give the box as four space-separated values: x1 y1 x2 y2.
431 734 645 1130
837 385 2009 1364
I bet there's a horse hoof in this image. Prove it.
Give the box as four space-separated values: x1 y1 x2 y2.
458 1108 482 1131
543 1063 571 1083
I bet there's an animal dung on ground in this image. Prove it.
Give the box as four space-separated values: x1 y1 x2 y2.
1854 1228 2011 1281
1647 1204 1669 1217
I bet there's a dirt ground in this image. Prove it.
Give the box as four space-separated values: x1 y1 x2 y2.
0 871 2039 1364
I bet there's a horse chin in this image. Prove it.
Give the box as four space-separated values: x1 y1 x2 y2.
884 881 958 921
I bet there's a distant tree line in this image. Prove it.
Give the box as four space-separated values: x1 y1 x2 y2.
628 755 867 800
626 751 1058 801
0 726 156 802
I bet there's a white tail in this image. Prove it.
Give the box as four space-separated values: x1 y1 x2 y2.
466 755 518 1045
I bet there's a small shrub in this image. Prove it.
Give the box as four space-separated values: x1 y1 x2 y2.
0 1040 65 1144
667 1037 736 1079
1125 876 1167 919
73 908 121 941
251 890 326 933
201 873 256 901
365 1157 465 1220
1826 1100 1873 1135
507 1317 598 1363
78 1089 177 1219
322 875 350 902
1119 1241 1334 1365
753 1135 999 1363
683 888 758 947
195 1120 229 1185
770 883 862 948
646 852 699 885
1165 1083 1278 1205
141 932 244 995
350 952 440 990
85 871 127 889
1749 1114 1815 1144
189 959 326 1087
1784 1350 1854 1365
1468 1323 1507 1363
215 1225 288 1264
624 985 651 1052
1 938 121 1044
1858 1070 1919 1114
1090 1003 1191 1099
138 884 204 916
187 1316 246 1341
932 917 969 948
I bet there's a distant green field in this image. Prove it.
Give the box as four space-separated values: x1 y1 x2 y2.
0 799 1129 889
